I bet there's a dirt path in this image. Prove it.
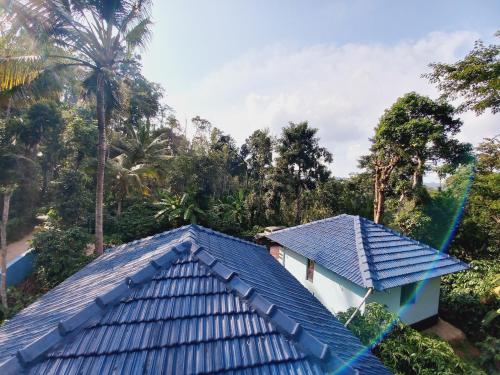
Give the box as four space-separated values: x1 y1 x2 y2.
6 232 35 264
423 318 481 359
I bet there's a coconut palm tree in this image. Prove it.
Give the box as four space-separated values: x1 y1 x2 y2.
107 154 150 217
0 0 153 254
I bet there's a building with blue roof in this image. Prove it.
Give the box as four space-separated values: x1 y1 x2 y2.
0 224 390 374
265 214 468 325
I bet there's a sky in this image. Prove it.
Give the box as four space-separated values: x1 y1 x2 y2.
142 0 499 180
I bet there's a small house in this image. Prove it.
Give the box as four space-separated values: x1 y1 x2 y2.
266 214 468 326
0 225 389 375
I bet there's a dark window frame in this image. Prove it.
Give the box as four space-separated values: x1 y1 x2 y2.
306 258 315 282
400 283 418 306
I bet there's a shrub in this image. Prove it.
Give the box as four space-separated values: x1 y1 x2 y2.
440 260 500 342
336 302 397 346
32 227 93 288
113 202 163 242
377 326 484 375
477 336 500 374
338 303 485 375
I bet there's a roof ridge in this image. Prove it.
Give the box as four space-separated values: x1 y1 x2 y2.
266 214 350 237
353 216 375 289
0 233 194 374
193 224 267 249
359 216 444 254
189 243 357 375
104 224 192 254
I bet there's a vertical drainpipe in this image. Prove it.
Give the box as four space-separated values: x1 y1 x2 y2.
344 287 374 327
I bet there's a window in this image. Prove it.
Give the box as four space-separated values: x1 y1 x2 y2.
400 283 417 306
306 259 315 282
278 248 285 266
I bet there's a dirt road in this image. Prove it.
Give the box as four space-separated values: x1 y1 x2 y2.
6 233 34 264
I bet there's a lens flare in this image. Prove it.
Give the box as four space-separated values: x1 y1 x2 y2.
337 162 476 374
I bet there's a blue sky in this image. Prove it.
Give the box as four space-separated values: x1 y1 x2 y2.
142 0 499 178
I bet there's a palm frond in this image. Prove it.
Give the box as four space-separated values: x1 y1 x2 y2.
0 54 45 91
125 17 151 51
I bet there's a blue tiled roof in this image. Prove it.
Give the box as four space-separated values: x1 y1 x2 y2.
266 214 468 291
0 225 390 375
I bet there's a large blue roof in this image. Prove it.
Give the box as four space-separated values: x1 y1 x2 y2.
266 214 468 290
0 225 389 374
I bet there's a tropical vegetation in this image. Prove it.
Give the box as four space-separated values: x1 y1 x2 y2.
0 3 498 373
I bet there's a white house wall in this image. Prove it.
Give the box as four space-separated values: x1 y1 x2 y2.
399 277 441 324
282 247 366 313
368 287 401 315
280 247 441 325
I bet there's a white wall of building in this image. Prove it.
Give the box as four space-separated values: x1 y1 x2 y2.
369 287 401 314
398 277 441 324
280 246 441 325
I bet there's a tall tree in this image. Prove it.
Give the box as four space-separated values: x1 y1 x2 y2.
275 122 332 224
362 92 471 223
426 32 499 115
241 129 273 223
1 0 153 254
0 184 16 309
0 122 26 308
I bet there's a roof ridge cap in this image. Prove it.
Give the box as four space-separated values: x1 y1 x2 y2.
190 244 357 375
353 216 375 289
0 235 193 374
193 225 266 249
105 224 192 254
266 215 348 237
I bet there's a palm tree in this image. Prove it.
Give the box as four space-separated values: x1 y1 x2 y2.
0 1 153 254
108 122 173 215
111 122 174 168
107 154 150 217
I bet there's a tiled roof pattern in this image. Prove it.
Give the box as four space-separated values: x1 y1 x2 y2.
266 214 468 290
28 255 324 374
0 226 189 365
0 225 390 375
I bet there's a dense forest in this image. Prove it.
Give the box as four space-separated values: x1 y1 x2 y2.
0 2 498 374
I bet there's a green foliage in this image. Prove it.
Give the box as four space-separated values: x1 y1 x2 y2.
114 202 162 242
50 169 94 227
387 199 432 239
156 191 206 226
477 336 500 374
5 216 34 243
427 33 500 115
336 303 397 346
440 260 500 342
275 122 332 224
338 303 485 375
32 227 93 288
450 138 499 261
376 327 484 375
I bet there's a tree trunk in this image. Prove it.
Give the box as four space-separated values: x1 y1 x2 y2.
295 184 301 225
373 157 398 224
0 191 12 309
412 157 424 189
373 168 383 224
117 199 122 217
95 73 106 256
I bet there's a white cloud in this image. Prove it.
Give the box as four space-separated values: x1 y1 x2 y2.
169 31 497 178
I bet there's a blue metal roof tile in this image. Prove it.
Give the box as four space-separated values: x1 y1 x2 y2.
267 214 468 290
0 225 390 374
